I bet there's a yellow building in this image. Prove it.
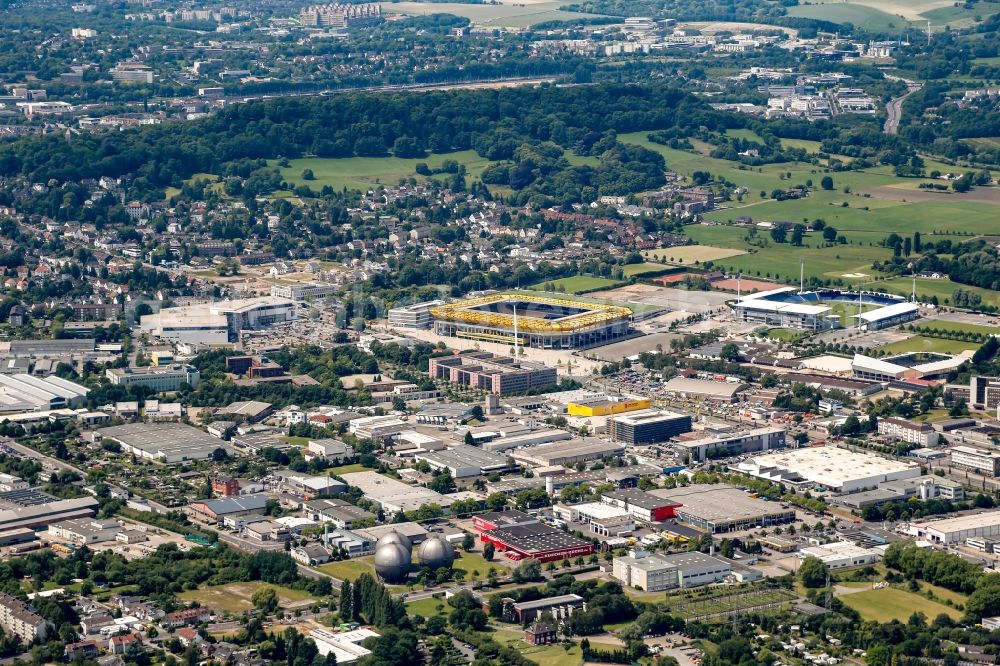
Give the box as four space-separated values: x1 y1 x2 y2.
567 398 651 417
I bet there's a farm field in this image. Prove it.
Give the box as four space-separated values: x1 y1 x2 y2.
839 587 963 622
879 335 980 355
178 583 316 615
786 3 908 32
644 246 747 264
274 151 491 192
532 276 625 293
878 277 1000 309
683 224 888 284
382 1 602 27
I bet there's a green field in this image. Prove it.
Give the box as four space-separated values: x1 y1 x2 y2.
912 319 999 336
328 463 370 476
317 558 377 582
532 276 625 293
453 552 509 580
725 128 764 143
840 587 962 622
683 224 888 284
623 262 671 277
879 335 981 355
275 151 491 192
178 583 316 614
383 1 603 27
406 596 449 618
786 3 907 32
879 276 1000 309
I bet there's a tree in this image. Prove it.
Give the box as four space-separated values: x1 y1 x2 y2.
799 556 828 589
252 586 279 613
301 169 315 181
339 581 353 620
719 343 740 362
821 176 834 190
770 226 787 243
512 558 541 582
483 542 495 561
462 533 475 552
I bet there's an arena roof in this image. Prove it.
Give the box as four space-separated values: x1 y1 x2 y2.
429 293 631 334
853 302 919 323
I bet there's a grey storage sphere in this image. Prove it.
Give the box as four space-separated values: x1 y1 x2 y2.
376 530 412 551
373 542 411 583
417 534 455 569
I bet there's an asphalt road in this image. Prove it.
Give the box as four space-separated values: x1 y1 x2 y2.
883 80 922 134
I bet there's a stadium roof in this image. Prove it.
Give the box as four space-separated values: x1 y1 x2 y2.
735 287 797 302
853 301 918 323
733 299 830 316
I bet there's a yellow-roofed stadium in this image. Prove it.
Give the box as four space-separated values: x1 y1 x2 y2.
429 293 633 349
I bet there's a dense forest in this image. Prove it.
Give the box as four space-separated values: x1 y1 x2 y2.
0 84 720 188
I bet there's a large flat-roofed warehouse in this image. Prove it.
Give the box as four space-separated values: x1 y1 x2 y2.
414 445 510 478
140 296 296 344
339 471 454 513
509 439 624 467
567 396 651 417
99 423 227 463
661 377 747 403
428 351 556 396
0 374 89 412
478 521 594 562
648 484 795 533
613 550 732 591
608 410 692 444
0 489 98 531
675 427 785 463
737 446 920 493
430 293 632 349
908 510 1000 544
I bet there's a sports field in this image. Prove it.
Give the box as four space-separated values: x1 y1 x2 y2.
532 276 625 293
178 583 316 614
879 277 1000 309
879 335 980 355
839 587 962 622
623 262 671 277
275 151 491 192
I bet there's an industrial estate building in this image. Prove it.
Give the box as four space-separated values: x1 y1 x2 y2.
798 541 881 569
139 297 296 344
508 439 624 467
414 445 510 478
105 365 200 392
608 410 693 444
908 510 1000 544
0 492 99 532
476 520 594 563
601 488 680 522
675 427 785 463
0 374 89 412
427 351 557 396
567 396 650 417
737 446 921 493
338 471 454 514
949 445 1000 477
613 550 732 591
661 377 747 403
648 485 795 533
429 293 632 349
852 352 969 383
99 423 226 463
